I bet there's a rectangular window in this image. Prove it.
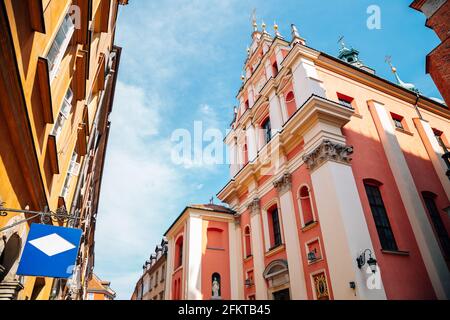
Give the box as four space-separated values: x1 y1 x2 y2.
364 184 398 251
51 88 73 139
47 13 75 81
271 208 282 248
154 271 159 288
391 113 405 130
263 119 272 144
422 193 450 258
433 129 449 153
337 93 354 109
61 151 80 198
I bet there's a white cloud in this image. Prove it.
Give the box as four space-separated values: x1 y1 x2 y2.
94 0 243 299
95 82 188 299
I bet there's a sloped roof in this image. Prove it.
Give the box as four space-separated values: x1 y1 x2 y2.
87 274 116 297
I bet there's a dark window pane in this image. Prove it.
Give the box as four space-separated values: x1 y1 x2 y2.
423 194 450 258
364 184 398 251
271 208 282 247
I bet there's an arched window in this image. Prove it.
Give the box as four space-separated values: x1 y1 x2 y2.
272 61 279 77
244 226 252 258
211 273 221 298
262 117 272 144
268 206 282 249
299 186 314 227
422 191 450 258
285 91 297 117
363 179 398 251
175 236 183 268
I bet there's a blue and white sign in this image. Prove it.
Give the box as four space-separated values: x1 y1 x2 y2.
17 223 82 278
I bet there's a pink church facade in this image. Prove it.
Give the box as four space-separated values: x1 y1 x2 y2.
163 21 450 300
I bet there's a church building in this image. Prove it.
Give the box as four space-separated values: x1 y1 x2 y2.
163 19 450 300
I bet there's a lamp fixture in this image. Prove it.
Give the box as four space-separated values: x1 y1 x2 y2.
356 249 378 273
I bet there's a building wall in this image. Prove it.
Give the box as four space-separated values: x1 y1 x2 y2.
0 0 126 300
217 27 450 300
317 66 447 299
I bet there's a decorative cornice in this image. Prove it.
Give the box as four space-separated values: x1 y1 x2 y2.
247 198 261 216
302 140 353 172
273 172 292 195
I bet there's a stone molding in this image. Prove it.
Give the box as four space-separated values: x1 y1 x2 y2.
303 140 353 172
247 198 261 217
273 173 292 195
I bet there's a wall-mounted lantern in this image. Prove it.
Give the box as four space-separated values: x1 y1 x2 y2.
356 249 378 273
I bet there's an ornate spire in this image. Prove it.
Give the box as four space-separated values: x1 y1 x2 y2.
291 23 305 45
291 23 300 38
261 20 269 35
385 56 419 93
251 8 258 33
274 21 283 38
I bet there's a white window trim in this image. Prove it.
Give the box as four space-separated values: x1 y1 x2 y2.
51 87 73 139
47 11 75 82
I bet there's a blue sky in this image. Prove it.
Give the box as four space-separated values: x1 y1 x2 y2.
94 0 442 299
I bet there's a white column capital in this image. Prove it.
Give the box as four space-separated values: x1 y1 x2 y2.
303 140 354 172
273 172 292 195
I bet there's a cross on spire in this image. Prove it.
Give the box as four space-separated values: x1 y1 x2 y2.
338 35 346 50
251 8 258 32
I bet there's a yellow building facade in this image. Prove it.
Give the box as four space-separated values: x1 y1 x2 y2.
0 0 128 300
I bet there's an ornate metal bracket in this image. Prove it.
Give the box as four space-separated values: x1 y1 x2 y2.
0 202 81 233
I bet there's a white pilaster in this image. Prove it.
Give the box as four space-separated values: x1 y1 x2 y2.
307 158 386 300
260 208 271 252
248 87 255 108
164 238 175 299
291 57 326 108
413 118 450 199
264 59 273 79
278 93 288 124
248 199 268 300
369 100 450 300
273 174 308 300
269 91 284 132
246 124 258 162
275 46 284 70
186 216 203 300
229 220 244 299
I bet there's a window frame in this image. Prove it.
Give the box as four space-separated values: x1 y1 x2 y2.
269 207 282 249
262 117 272 145
363 181 398 252
51 87 73 140
46 11 76 82
422 192 450 259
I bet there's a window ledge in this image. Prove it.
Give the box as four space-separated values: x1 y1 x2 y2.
265 244 285 258
307 257 323 266
207 247 225 251
244 255 253 262
381 249 410 256
395 127 414 136
302 221 318 232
